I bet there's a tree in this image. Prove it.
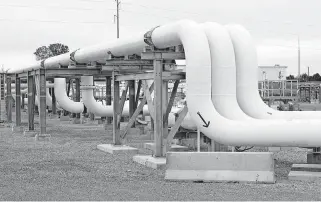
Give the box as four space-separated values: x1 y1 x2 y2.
312 73 321 81
34 43 69 61
286 74 295 80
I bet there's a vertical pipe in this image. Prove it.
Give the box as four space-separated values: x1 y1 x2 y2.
15 76 21 126
28 72 35 130
197 127 201 152
39 69 46 134
154 58 163 157
129 80 135 127
112 71 121 145
106 76 112 124
75 78 81 119
6 76 12 123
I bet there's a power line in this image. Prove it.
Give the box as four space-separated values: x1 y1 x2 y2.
0 18 108 24
0 4 115 11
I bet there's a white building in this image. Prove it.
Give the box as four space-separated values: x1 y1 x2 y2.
258 65 288 81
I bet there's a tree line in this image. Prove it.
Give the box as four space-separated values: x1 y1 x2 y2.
286 73 321 82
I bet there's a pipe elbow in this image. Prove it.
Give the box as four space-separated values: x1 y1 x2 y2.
54 78 84 113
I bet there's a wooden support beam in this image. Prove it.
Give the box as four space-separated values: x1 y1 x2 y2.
112 71 121 145
164 80 179 124
117 82 128 127
135 80 142 107
154 58 163 157
51 87 57 115
6 76 12 123
106 76 112 124
39 69 46 134
166 106 188 153
128 80 136 128
141 52 185 60
162 81 169 139
75 78 81 119
115 72 185 81
15 76 21 126
28 72 35 130
144 80 155 120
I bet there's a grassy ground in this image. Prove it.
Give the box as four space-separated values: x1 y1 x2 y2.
0 112 321 201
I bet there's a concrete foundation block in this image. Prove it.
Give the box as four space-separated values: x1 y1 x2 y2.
144 143 189 152
289 164 321 181
72 118 81 124
13 126 24 133
35 134 51 141
97 144 138 155
60 115 70 121
24 130 38 137
307 152 321 164
165 152 275 183
133 155 166 169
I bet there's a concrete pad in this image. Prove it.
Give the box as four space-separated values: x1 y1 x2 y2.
268 147 281 152
288 164 321 181
307 152 321 164
13 126 24 133
144 143 189 152
35 134 51 141
165 152 275 183
97 144 138 155
133 155 166 169
60 115 70 121
24 130 38 137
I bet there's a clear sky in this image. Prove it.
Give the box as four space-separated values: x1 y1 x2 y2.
1 0 321 76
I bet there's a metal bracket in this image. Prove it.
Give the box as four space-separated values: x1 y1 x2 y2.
144 26 160 46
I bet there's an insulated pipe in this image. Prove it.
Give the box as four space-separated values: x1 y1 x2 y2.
54 78 84 113
81 76 149 117
201 22 251 120
227 25 321 120
185 22 321 147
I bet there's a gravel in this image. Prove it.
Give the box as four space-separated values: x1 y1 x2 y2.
0 113 321 201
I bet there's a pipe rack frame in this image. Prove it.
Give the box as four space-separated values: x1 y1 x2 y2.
110 45 186 157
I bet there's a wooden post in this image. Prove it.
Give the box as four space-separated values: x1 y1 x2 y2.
162 81 169 140
39 69 46 134
51 87 57 115
6 76 12 123
154 58 163 157
75 78 81 119
112 71 121 145
28 72 35 130
15 76 21 126
106 76 112 124
129 80 135 127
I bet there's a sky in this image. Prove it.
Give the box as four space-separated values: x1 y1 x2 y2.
1 0 321 76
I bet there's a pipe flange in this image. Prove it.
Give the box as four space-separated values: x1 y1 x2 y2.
144 26 160 46
70 49 80 63
40 59 46 68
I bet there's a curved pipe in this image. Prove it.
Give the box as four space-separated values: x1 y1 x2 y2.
228 25 321 119
81 76 149 117
186 22 321 147
54 78 84 113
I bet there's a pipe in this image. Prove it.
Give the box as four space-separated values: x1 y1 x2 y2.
54 78 84 113
227 25 321 119
186 22 321 147
81 76 149 117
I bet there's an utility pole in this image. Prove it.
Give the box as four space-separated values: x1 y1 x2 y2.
114 0 120 38
298 36 301 83
307 66 310 82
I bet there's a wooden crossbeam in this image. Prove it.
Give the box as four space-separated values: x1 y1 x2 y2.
163 80 179 125
120 83 154 139
143 80 155 120
117 82 128 127
135 80 142 107
165 105 188 153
